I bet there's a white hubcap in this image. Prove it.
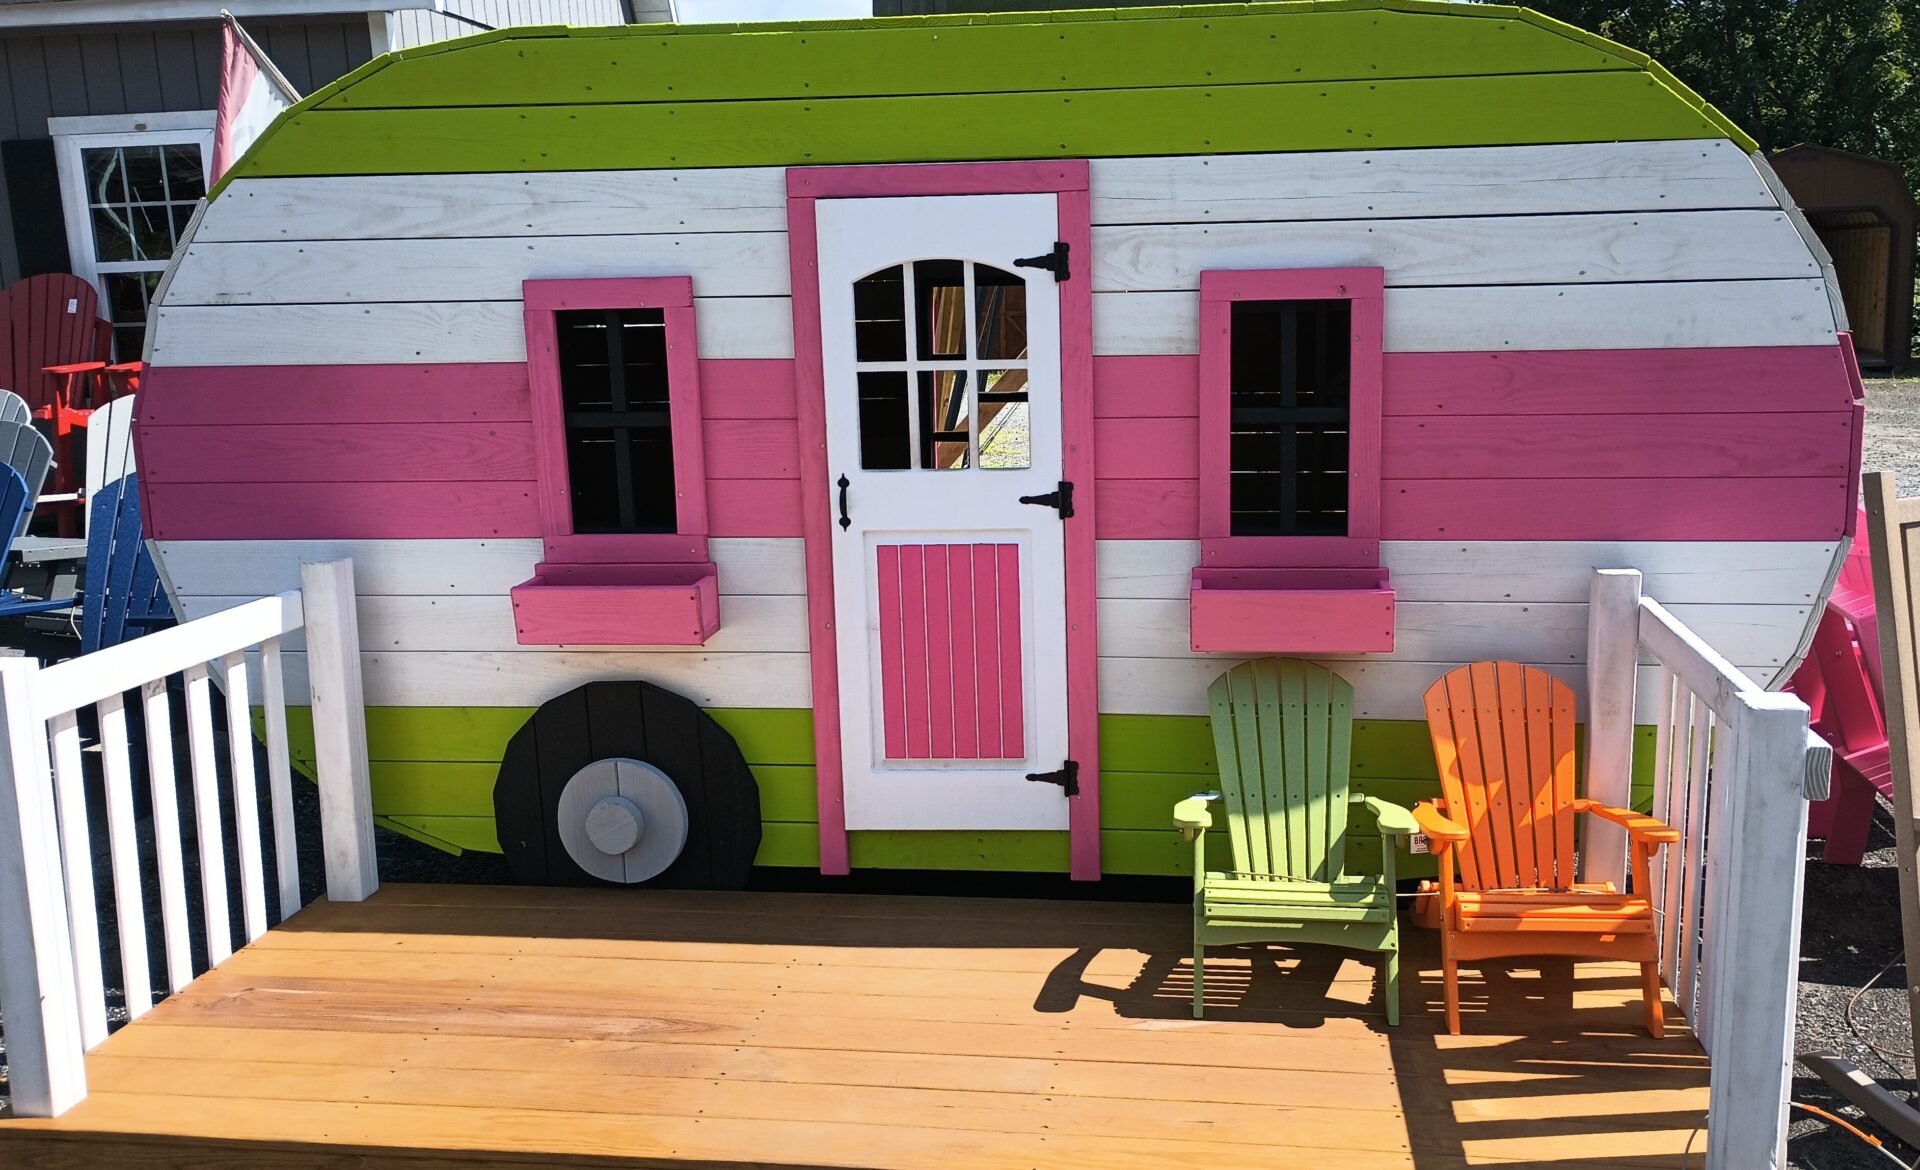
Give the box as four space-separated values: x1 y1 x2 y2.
556 759 689 884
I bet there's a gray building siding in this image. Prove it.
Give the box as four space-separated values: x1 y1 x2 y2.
0 16 375 283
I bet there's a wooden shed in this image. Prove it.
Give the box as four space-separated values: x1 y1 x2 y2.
1771 143 1917 368
134 0 1864 888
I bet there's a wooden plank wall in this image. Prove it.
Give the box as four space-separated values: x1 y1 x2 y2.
142 136 1856 872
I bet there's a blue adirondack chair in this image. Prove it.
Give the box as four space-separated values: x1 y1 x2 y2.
0 462 76 618
81 474 171 653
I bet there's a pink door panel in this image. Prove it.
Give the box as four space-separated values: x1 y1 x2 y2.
875 542 1026 761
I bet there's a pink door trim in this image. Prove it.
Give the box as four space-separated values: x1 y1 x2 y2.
786 159 1101 880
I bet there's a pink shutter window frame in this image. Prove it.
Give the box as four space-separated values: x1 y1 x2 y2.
786 159 1100 880
1198 267 1384 569
522 276 711 565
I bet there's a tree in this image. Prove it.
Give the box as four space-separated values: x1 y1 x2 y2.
1527 0 1917 359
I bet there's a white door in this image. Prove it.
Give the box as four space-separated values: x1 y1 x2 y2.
817 194 1070 831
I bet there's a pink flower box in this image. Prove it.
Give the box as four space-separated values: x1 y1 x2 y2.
511 562 721 647
1189 567 1395 654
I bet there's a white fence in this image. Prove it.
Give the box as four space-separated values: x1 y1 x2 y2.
1586 568 1831 1170
0 559 377 1118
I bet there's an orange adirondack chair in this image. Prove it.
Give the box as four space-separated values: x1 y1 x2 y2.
1413 661 1679 1036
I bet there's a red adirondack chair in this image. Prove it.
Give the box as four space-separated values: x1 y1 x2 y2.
1793 523 1891 864
0 274 114 533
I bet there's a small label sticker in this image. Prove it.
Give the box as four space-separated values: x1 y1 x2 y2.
1408 833 1431 855
65 298 78 313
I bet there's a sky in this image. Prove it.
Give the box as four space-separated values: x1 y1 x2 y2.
675 0 871 21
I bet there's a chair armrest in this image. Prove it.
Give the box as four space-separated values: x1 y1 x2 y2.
1573 799 1680 844
1351 792 1417 837
1411 801 1470 845
1173 794 1217 833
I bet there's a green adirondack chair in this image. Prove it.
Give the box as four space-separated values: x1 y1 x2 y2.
1173 658 1417 1023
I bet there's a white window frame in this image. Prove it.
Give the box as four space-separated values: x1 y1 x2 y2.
50 112 215 306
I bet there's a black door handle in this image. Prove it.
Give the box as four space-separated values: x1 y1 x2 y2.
837 474 851 530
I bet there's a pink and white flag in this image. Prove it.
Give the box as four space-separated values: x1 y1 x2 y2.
210 13 301 184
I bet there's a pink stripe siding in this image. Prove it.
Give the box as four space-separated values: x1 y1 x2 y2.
948 553 979 760
972 545 1002 757
140 423 538 484
923 546 956 759
1383 477 1852 540
1382 345 1858 415
995 543 1026 759
874 546 906 761
1095 479 1200 539
1091 355 1199 419
701 359 797 419
1094 417 1199 479
898 546 930 760
138 363 531 425
143 481 539 542
704 480 802 537
703 419 801 480
1382 412 1857 480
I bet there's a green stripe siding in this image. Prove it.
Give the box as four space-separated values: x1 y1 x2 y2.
321 10 1630 109
222 2 1754 187
273 708 1655 879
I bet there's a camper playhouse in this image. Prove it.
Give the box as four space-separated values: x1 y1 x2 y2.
0 3 1865 1167
133 0 1861 889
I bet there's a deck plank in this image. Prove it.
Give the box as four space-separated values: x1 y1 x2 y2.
0 884 1711 1169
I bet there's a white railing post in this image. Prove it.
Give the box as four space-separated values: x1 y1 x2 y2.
1704 692 1811 1170
0 659 86 1116
301 559 379 902
1584 568 1643 888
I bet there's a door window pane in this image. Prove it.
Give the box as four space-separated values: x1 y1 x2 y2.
849 258 1039 475
974 264 1027 361
978 369 1029 469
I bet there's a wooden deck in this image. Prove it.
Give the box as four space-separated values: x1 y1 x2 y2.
1 884 1709 1169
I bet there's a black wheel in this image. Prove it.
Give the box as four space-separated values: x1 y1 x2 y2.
493 680 761 888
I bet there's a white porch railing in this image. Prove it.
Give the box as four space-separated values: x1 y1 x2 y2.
0 559 377 1118
1586 568 1832 1170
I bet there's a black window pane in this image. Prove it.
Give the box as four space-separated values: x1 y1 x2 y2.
555 306 676 534
83 148 125 204
164 144 205 200
974 263 1027 361
131 203 172 262
1228 298 1352 537
123 146 167 202
914 259 965 360
91 207 133 262
858 371 910 469
853 265 906 361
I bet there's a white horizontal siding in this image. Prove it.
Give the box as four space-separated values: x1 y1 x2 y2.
1096 279 1839 354
257 649 809 709
148 296 792 363
1097 539 1841 605
152 536 803 597
165 211 1814 307
147 277 1837 366
195 140 1769 245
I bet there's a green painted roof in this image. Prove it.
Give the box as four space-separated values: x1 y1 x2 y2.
218 0 1755 190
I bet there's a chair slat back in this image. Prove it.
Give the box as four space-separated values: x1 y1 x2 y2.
0 463 30 561
1208 657 1353 882
1424 661 1578 891
0 421 51 540
82 474 171 653
0 388 29 427
0 275 110 406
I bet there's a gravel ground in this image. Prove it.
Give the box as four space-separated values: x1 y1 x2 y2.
1791 373 1920 1170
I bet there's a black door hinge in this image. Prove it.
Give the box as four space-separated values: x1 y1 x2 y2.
1013 241 1070 282
1017 479 1074 519
1026 760 1079 798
